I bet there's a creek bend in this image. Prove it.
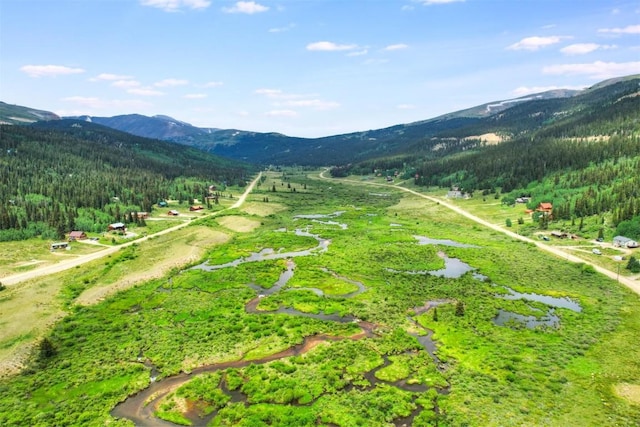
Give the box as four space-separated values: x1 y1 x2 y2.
111 226 449 426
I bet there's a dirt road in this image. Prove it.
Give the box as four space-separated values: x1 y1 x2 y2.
2 172 262 287
319 171 640 296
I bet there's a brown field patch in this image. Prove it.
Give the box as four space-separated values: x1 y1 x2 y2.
241 201 287 217
75 227 229 306
216 216 262 232
614 383 640 405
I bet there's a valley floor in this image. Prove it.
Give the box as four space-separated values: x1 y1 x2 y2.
0 170 639 426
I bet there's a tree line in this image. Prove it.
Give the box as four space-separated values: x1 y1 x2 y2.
0 122 254 241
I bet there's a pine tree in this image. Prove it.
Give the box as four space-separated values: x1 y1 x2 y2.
455 301 465 317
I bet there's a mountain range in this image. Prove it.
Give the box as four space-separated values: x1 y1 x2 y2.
1 74 638 166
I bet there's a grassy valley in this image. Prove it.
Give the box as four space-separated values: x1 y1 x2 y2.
0 170 638 426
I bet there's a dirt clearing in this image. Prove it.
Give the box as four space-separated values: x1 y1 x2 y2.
614 383 640 405
241 201 287 217
216 216 262 232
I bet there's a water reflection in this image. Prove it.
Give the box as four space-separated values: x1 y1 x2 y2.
414 235 479 248
497 286 582 312
190 228 329 272
386 251 476 279
494 309 560 328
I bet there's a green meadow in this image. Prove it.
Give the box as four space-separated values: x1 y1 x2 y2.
0 170 638 426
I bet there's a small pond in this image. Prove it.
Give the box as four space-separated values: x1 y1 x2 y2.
414 235 479 248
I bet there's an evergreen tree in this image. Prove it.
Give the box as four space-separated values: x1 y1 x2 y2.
455 301 465 317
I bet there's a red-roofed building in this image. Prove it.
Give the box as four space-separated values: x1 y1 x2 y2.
68 231 87 241
536 202 553 213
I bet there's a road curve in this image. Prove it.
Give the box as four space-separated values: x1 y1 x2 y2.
2 172 262 287
318 170 640 297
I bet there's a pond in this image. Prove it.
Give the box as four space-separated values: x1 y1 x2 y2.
293 211 349 229
386 251 477 279
493 286 582 329
190 228 330 272
493 309 561 328
414 235 480 248
497 286 582 312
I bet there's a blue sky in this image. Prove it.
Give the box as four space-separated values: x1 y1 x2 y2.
1 0 639 137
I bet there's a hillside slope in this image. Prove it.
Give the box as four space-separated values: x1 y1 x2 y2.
0 120 255 241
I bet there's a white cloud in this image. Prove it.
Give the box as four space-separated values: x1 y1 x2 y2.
90 73 133 81
269 23 295 33
384 44 409 51
507 36 566 51
20 64 85 78
265 110 298 117
307 41 359 52
223 1 269 14
560 43 616 55
542 60 640 79
112 80 141 88
127 87 165 96
154 78 189 87
140 0 211 12
201 81 223 88
598 24 640 34
183 93 207 99
255 88 284 98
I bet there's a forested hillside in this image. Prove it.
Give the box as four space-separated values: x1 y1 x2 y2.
332 77 640 234
0 121 255 241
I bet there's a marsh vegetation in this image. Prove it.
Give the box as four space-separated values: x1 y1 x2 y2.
0 170 639 426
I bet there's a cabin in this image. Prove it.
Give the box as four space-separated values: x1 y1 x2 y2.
536 202 553 213
157 201 168 207
613 236 639 248
189 205 204 212
135 212 149 219
68 230 87 241
50 242 69 250
108 222 126 232
168 210 179 216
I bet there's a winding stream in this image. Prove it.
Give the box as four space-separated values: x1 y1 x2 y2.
111 228 461 426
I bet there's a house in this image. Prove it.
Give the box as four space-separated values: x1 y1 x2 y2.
68 230 87 241
536 202 553 213
135 212 149 219
50 242 69 250
157 201 168 207
613 236 639 248
168 210 179 216
189 205 204 211
108 222 126 231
